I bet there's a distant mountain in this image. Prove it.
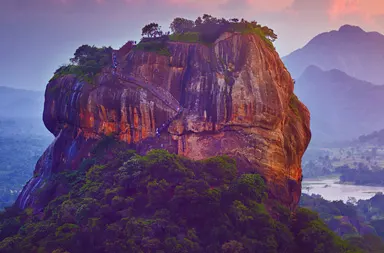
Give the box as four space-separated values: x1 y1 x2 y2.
294 65 384 144
355 128 384 146
283 25 384 85
0 86 44 118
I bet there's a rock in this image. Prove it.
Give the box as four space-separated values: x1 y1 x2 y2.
16 32 311 210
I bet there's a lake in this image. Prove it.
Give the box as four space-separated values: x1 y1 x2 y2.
302 175 384 202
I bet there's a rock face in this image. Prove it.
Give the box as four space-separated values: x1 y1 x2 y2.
16 32 311 210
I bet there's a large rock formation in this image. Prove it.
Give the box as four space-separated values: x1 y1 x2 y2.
16 32 311 210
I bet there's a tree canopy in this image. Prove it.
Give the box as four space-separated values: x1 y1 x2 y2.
138 14 278 48
0 136 370 253
141 22 163 38
51 45 113 84
168 14 278 46
169 17 195 34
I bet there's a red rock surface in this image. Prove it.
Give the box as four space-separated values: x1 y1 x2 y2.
16 32 311 210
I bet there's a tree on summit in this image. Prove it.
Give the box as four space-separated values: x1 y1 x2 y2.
169 17 195 33
141 23 163 38
261 26 278 42
70 45 95 65
69 45 112 66
52 44 113 83
194 16 203 26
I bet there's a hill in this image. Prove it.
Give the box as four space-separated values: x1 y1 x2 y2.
356 129 384 146
283 25 384 85
294 65 384 144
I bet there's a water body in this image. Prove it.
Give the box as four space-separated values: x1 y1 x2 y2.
302 175 384 202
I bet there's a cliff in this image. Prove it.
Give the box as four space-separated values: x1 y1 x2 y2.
16 32 311 210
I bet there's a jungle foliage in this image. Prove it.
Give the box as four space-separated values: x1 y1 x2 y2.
0 136 372 253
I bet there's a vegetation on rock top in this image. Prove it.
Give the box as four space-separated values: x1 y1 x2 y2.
49 14 277 86
49 45 113 84
134 14 277 56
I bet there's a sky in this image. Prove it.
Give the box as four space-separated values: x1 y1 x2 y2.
1 0 384 91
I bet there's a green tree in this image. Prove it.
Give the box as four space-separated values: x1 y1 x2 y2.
70 44 94 64
70 45 112 66
141 23 163 38
261 26 278 42
370 219 384 238
346 234 384 253
170 17 195 33
195 16 203 26
202 14 218 24
221 240 244 253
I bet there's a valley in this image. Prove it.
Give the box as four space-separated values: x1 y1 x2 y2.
0 88 52 209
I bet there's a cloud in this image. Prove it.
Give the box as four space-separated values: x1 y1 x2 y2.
31 0 295 13
142 0 294 14
288 0 331 12
328 0 384 24
328 0 359 20
375 14 384 28
5 0 384 20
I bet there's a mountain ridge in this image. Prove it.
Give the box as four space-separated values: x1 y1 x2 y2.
283 24 384 85
295 65 384 143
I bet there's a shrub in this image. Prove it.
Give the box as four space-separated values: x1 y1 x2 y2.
166 15 277 48
289 94 302 121
133 40 171 56
50 45 113 84
169 32 201 43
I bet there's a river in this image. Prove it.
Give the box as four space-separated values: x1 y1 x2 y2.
302 175 384 202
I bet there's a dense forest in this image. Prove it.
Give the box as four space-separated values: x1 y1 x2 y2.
0 119 51 210
301 193 384 251
335 165 384 186
0 136 375 253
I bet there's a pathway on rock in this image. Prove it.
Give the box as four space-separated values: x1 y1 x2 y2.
111 51 184 137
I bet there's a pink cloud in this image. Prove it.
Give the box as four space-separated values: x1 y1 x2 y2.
328 0 359 20
245 0 294 12
124 0 294 12
328 0 384 23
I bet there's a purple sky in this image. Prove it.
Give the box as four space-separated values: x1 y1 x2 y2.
1 0 384 90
